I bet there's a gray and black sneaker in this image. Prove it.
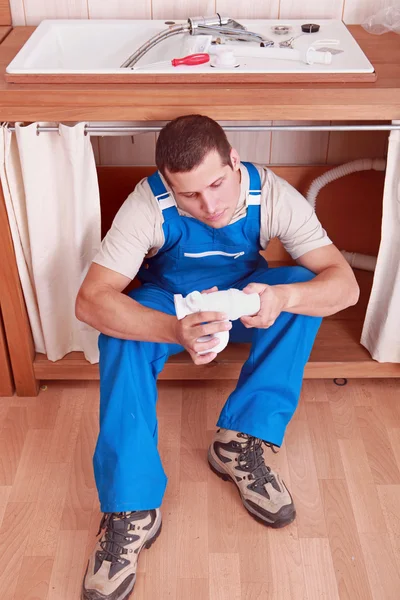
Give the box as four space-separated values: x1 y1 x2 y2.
82 509 162 600
208 428 295 528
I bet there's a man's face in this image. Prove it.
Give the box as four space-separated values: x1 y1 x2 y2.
165 148 241 228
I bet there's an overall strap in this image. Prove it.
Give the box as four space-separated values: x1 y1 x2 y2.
241 162 262 208
240 162 262 250
147 171 179 221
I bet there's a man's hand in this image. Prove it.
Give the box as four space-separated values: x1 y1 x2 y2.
174 309 232 364
174 285 232 365
240 283 288 329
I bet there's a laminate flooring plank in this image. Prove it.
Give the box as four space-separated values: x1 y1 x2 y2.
0 380 399 599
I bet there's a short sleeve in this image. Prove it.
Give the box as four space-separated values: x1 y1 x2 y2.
93 179 164 280
261 169 332 259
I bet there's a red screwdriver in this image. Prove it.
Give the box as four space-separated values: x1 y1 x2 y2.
132 53 210 70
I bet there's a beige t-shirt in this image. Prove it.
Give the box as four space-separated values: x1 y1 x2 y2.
93 163 332 280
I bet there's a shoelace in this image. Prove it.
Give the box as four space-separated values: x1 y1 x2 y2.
96 512 136 564
237 433 279 489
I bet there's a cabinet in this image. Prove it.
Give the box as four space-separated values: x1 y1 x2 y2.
1 26 400 395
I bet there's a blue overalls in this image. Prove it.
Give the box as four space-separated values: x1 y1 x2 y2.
94 163 322 512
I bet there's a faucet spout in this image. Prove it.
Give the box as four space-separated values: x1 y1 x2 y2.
190 15 274 46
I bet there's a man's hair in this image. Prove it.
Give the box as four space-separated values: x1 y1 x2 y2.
155 115 232 182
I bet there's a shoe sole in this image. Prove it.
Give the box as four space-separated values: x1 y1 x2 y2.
208 449 296 529
81 516 163 600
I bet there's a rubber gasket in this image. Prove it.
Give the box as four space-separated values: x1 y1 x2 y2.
301 23 320 33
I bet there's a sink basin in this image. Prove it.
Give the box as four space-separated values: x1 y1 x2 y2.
5 19 375 82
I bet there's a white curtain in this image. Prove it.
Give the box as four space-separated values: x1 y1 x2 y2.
0 122 101 363
361 121 400 362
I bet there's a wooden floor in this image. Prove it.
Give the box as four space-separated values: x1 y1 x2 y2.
0 378 400 599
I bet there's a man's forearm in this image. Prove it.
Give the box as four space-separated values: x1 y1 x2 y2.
76 286 178 343
275 266 359 317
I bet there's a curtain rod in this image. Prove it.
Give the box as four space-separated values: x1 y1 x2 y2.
4 123 400 135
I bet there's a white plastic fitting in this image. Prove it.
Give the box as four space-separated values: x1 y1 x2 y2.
174 289 260 355
208 44 331 66
305 46 332 65
186 34 213 55
210 50 239 69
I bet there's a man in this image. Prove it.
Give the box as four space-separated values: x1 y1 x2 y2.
76 115 359 600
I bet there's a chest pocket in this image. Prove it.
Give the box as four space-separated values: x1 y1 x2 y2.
178 242 261 275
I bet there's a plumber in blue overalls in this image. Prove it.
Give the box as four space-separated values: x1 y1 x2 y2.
87 116 359 590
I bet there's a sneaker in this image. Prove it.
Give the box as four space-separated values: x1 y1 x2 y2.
208 429 295 528
82 509 162 600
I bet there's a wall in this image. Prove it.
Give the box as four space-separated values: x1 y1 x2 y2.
9 0 390 166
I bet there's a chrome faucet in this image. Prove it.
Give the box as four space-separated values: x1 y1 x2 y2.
189 15 273 44
120 14 274 68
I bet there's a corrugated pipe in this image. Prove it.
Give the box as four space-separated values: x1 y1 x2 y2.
306 158 387 272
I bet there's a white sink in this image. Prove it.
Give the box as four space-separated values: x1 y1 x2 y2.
6 19 374 76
